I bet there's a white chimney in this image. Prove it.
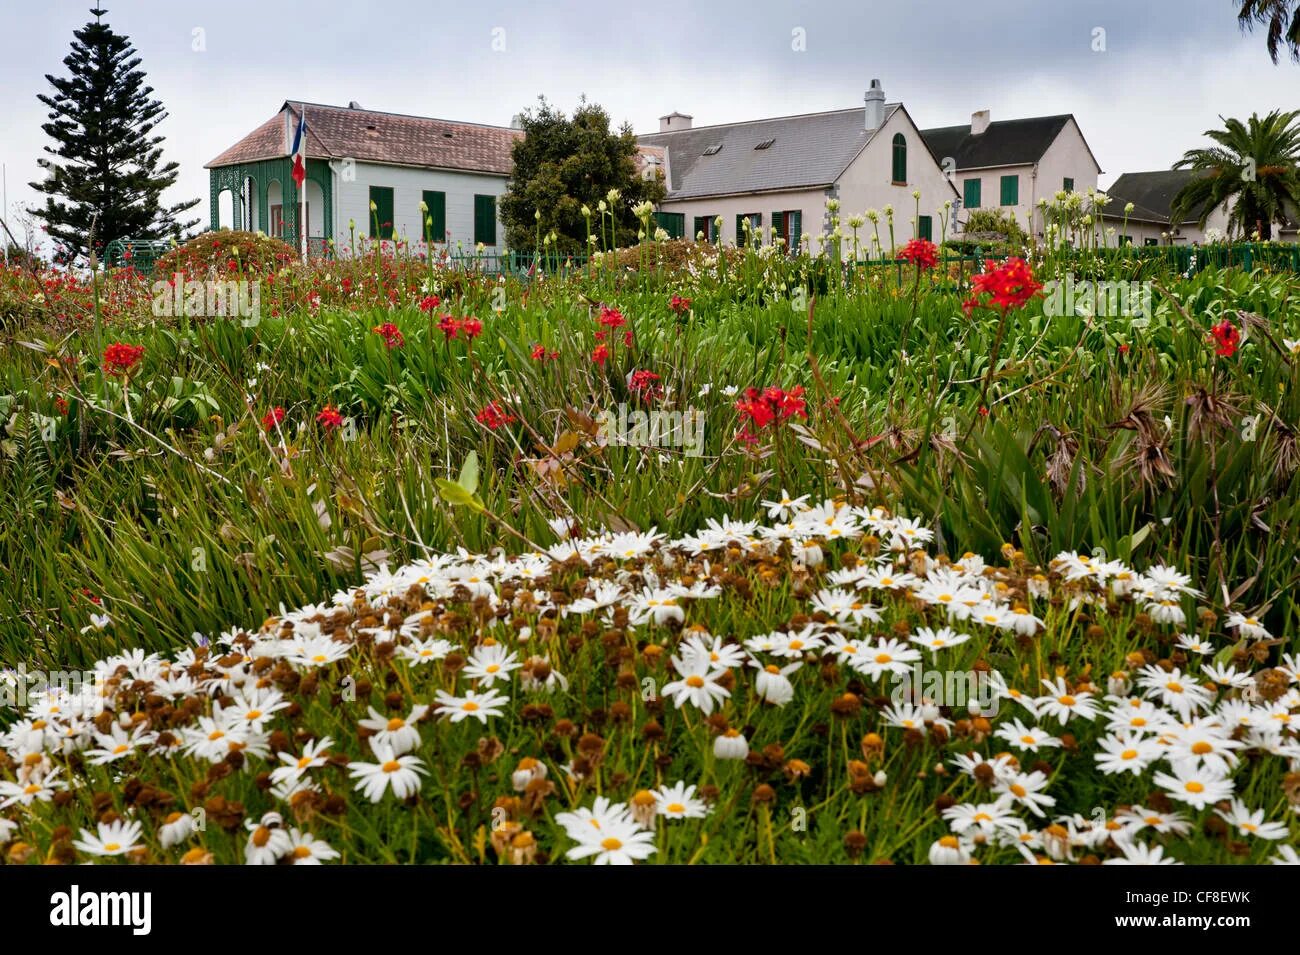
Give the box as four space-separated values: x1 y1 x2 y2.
659 112 693 133
510 113 524 130
864 79 885 131
971 109 990 135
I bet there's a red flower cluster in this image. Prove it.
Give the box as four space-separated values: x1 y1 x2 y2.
962 258 1042 315
669 295 692 314
53 396 69 416
628 369 664 402
736 385 808 443
418 294 440 313
1210 320 1240 357
598 306 626 329
898 238 939 270
316 404 344 430
590 343 609 367
261 406 286 431
373 322 405 350
102 342 145 376
530 343 559 361
436 314 482 341
475 401 517 430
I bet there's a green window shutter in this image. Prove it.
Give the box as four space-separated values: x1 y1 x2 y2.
473 194 497 246
772 211 785 246
963 178 981 209
1063 177 1075 192
891 133 907 183
369 186 394 240
1144 237 1159 247
918 215 932 241
421 190 446 243
789 210 801 250
654 211 685 239
1000 175 1019 206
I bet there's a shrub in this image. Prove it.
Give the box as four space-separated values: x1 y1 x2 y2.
152 229 298 278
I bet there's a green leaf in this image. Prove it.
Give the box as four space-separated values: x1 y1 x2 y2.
458 450 479 495
435 478 473 507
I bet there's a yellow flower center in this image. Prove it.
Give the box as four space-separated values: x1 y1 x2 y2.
875 653 893 664
1058 695 1076 706
292 845 312 859
666 802 685 814
600 837 623 851
1121 749 1138 760
1010 784 1027 798
386 718 406 732
103 843 121 852
382 760 402 773
1191 741 1212 755
1185 781 1205 794
462 701 479 712
112 744 129 755
685 675 705 688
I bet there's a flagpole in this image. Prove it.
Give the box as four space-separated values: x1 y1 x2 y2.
300 106 307 263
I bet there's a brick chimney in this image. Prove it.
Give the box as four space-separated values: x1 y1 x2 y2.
971 109 991 135
659 112 693 133
864 79 885 130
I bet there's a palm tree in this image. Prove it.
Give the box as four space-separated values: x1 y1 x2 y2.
1237 0 1300 63
1171 110 1300 240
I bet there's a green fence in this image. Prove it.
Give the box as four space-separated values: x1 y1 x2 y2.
103 238 172 273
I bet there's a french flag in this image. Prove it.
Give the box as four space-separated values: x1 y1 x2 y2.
290 111 307 187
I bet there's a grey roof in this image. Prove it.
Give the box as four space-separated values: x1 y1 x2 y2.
638 106 900 199
921 114 1095 171
1104 169 1208 223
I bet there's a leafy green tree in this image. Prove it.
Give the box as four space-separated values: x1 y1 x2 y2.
29 6 198 264
1171 109 1300 239
499 97 665 255
1237 0 1300 63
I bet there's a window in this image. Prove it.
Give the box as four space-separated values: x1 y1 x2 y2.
369 186 394 240
771 210 802 251
891 133 907 184
693 216 719 242
702 144 723 156
963 179 981 210
1144 237 1159 247
654 211 685 239
1063 177 1075 192
473 194 497 246
1119 234 1133 246
917 215 933 241
736 212 761 245
1000 174 1019 206
422 190 446 243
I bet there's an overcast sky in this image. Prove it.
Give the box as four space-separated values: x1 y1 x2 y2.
2 0 1296 245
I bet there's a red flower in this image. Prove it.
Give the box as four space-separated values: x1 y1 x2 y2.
373 322 405 349
623 329 634 348
978 405 990 418
962 257 1043 315
102 342 145 376
1118 343 1130 356
53 396 69 416
591 343 610 367
262 406 286 430
530 343 547 360
898 238 939 270
598 306 626 329
628 369 664 402
475 401 517 430
460 317 483 339
1210 320 1240 357
669 294 692 314
735 384 808 436
437 314 462 340
316 404 345 430
341 277 353 293
418 294 440 312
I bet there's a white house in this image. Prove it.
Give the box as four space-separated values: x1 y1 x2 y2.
637 80 960 252
921 111 1102 239
1100 169 1300 245
206 101 520 253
